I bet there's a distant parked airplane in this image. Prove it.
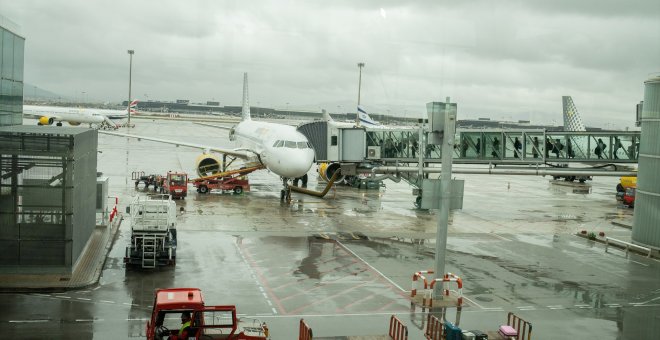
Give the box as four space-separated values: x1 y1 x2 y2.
23 100 138 128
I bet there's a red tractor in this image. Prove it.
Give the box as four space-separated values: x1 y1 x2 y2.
156 171 188 199
146 288 269 340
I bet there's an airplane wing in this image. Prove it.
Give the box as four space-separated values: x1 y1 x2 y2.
99 130 251 159
194 122 233 130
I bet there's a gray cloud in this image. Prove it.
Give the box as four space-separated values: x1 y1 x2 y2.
1 0 658 128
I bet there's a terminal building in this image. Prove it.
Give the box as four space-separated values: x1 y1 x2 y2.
0 18 99 275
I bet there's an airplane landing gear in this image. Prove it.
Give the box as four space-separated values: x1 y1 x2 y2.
280 177 292 203
292 174 308 188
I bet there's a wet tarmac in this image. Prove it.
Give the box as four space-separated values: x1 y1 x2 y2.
2 118 658 339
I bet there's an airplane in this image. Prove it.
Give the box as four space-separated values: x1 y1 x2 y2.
101 73 315 201
23 100 138 129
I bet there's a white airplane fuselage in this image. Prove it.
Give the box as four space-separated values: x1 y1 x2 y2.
233 119 315 179
24 105 106 125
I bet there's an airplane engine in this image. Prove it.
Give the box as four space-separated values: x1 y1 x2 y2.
195 154 222 177
68 121 81 126
318 162 345 183
38 116 54 125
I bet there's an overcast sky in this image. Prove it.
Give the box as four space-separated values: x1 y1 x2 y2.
2 0 659 128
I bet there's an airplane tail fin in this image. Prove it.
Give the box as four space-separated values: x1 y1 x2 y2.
562 96 586 132
241 73 251 121
357 105 378 126
129 99 139 115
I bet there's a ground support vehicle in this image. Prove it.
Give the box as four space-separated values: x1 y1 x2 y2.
147 288 269 340
156 171 188 199
616 176 636 208
133 171 162 190
124 194 177 269
191 165 263 195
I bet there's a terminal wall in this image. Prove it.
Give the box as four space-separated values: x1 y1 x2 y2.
0 127 97 274
633 76 660 249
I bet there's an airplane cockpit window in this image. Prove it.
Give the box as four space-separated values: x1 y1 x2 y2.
272 141 279 147
275 140 284 147
296 142 307 149
306 142 313 149
284 141 297 148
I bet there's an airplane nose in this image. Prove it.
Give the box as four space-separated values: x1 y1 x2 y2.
270 148 314 178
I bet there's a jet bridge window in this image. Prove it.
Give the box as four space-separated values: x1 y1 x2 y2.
285 141 297 148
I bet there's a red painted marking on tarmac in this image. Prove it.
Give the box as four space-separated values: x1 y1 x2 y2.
376 299 397 312
287 281 372 315
337 293 376 313
238 242 288 314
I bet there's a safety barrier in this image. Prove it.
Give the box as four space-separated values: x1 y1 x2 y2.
424 315 443 340
388 315 408 340
605 237 652 258
108 196 119 223
411 270 434 297
427 273 463 307
507 312 533 340
299 318 313 340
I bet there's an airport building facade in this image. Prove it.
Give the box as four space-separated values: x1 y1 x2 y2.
0 17 24 127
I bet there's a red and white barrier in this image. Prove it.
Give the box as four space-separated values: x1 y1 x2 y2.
426 273 463 307
411 270 434 297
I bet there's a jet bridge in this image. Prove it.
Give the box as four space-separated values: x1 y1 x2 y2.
297 121 640 207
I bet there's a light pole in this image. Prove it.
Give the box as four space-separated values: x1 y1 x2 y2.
356 62 365 126
127 49 135 127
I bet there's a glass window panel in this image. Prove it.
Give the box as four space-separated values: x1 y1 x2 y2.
2 30 14 79
13 37 24 82
284 141 296 148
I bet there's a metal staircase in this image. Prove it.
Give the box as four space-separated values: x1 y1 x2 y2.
141 235 158 269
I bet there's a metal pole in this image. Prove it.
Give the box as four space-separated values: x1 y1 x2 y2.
357 62 365 126
434 97 456 299
127 49 134 127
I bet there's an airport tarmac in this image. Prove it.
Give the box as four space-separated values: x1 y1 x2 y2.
2 118 658 339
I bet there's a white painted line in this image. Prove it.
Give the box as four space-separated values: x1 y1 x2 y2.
482 307 503 310
519 308 536 311
77 298 91 301
547 305 563 308
93 286 101 290
605 304 621 308
491 233 514 242
100 300 115 304
78 290 91 294
574 304 590 307
271 308 277 314
259 287 265 292
58 296 71 299
267 300 272 306
261 292 268 299
31 293 51 297
75 319 101 322
123 302 139 306
335 240 406 292
630 260 649 267
9 320 49 323
126 318 149 321
516 306 534 309
461 295 486 310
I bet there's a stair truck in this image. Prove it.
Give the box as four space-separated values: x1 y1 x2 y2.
124 194 177 268
146 288 270 340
